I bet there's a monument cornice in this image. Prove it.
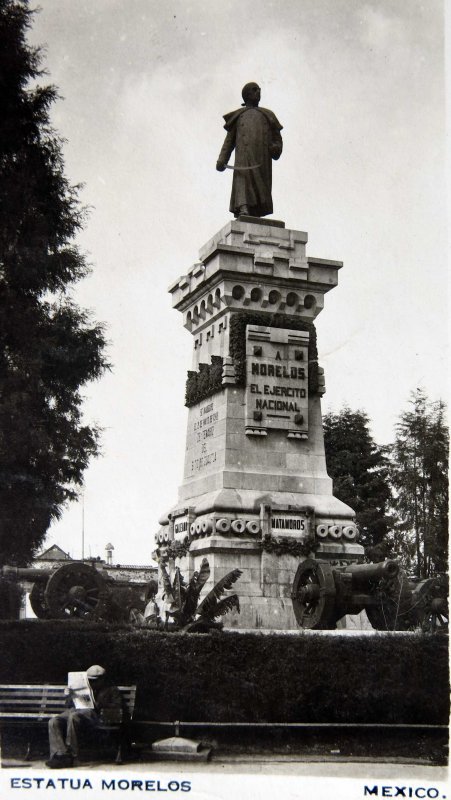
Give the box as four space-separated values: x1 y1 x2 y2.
170 271 336 318
307 256 343 268
168 221 343 326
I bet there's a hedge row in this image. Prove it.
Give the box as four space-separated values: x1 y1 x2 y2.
0 622 448 725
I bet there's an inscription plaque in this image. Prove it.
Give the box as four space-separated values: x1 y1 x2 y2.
246 325 309 437
271 514 308 537
184 399 222 479
173 517 189 541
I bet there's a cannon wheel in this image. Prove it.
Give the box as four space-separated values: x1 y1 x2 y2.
421 598 449 633
413 576 449 633
44 563 106 619
29 582 52 619
365 569 414 631
291 559 336 629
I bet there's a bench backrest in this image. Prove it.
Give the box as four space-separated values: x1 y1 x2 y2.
0 684 137 718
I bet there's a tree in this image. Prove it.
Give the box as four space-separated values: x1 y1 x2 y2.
389 389 448 579
0 1 108 565
323 407 393 552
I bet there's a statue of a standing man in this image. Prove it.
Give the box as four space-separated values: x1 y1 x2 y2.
216 82 283 218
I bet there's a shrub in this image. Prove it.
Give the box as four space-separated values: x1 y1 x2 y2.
0 622 448 725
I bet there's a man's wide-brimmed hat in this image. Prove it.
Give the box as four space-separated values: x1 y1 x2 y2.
86 664 106 679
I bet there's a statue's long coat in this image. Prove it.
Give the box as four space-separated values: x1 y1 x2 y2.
218 106 283 217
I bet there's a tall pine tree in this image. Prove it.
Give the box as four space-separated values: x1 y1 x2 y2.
323 407 393 552
0 0 108 565
390 389 448 578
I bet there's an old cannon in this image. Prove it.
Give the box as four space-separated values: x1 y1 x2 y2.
291 558 449 632
2 562 147 622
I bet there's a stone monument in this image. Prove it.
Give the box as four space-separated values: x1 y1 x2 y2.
156 214 364 630
155 83 363 630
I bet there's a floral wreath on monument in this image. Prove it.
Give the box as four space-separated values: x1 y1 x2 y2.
260 533 317 558
155 534 317 561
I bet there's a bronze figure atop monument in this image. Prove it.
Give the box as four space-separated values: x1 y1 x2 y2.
216 82 283 218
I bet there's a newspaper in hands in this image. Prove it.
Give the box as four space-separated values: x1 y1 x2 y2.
67 672 94 710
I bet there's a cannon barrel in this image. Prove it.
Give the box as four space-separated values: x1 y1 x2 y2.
2 566 51 581
341 559 399 588
292 558 448 631
2 562 147 622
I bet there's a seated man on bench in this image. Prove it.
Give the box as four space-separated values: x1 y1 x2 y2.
46 664 123 769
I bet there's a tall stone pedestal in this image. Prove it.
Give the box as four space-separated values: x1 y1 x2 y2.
157 217 363 630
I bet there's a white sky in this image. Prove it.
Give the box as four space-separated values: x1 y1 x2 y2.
28 0 447 565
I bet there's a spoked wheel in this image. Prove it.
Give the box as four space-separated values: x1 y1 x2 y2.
365 570 414 631
29 581 52 619
413 576 449 634
291 559 336 629
421 598 449 633
44 563 105 619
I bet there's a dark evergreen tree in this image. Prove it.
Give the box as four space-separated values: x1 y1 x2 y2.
323 407 393 551
390 389 448 578
0 1 108 565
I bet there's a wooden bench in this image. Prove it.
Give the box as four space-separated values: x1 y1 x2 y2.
0 684 137 764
